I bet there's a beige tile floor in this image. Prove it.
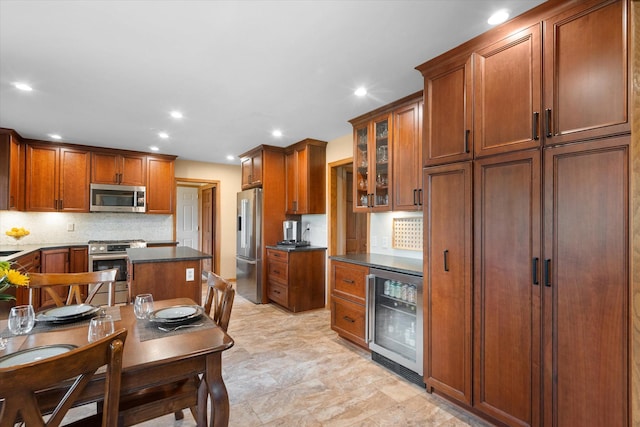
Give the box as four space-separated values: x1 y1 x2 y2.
63 291 493 426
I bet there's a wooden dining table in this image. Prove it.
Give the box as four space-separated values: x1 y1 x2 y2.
0 297 234 426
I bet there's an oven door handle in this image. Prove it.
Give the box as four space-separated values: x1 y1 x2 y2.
89 253 128 261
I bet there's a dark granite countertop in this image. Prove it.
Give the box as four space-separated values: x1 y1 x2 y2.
329 253 423 276
265 245 327 252
126 246 211 263
0 242 88 262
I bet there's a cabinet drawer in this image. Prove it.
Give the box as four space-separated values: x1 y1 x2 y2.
332 261 368 302
331 297 367 349
267 249 289 262
268 260 288 282
268 280 288 307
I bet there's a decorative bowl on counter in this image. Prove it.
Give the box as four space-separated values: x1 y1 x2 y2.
5 227 30 240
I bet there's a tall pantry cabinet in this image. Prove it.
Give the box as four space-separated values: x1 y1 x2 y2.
418 0 631 426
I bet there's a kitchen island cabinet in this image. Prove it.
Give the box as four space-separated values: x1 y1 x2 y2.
265 246 326 313
126 246 210 304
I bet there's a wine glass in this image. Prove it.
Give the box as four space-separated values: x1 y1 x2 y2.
87 314 115 343
8 305 35 335
134 294 154 320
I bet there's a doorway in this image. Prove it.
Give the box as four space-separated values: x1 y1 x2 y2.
175 178 220 275
329 158 367 257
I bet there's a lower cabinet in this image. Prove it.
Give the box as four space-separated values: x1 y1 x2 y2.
266 248 326 313
38 246 89 310
329 260 369 349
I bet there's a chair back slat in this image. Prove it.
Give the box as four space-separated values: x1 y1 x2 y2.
203 272 235 332
28 269 119 307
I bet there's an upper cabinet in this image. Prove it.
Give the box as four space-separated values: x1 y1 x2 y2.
0 129 23 210
25 143 90 212
285 139 327 215
91 151 146 186
392 99 423 211
418 0 629 163
146 155 175 214
542 0 629 145
240 147 263 189
350 91 423 212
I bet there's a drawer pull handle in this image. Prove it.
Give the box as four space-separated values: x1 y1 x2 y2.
273 290 280 295
342 279 355 284
273 270 280 274
444 249 449 272
343 316 355 323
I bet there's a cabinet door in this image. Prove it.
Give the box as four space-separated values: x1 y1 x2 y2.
285 150 298 213
40 248 70 309
474 24 541 157
241 156 253 188
371 115 391 211
59 148 90 212
543 136 628 427
474 150 541 427
423 162 472 405
146 157 174 214
423 56 473 166
91 152 120 184
250 152 262 186
25 144 59 211
393 101 422 211
0 131 22 210
120 154 146 186
543 0 628 145
353 124 370 212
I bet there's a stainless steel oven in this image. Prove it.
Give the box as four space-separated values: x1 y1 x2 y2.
88 240 146 305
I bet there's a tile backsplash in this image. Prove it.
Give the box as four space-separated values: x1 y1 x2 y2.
0 211 173 246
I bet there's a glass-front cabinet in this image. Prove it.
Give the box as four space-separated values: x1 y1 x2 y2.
353 114 391 212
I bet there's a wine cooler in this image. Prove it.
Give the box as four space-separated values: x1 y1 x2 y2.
368 268 423 386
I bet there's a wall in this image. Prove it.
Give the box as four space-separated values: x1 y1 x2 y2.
174 159 241 279
0 211 172 246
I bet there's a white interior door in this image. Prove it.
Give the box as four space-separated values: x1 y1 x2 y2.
177 186 199 249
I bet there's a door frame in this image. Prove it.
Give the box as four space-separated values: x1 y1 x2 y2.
173 178 221 275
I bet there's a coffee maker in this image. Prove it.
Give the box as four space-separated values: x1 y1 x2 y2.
278 220 309 247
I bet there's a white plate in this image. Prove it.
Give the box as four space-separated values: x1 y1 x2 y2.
41 304 98 319
148 305 203 324
0 344 77 368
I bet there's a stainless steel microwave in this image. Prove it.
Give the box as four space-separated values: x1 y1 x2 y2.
90 183 146 213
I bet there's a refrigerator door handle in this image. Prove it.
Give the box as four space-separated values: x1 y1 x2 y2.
236 256 257 265
366 273 375 344
240 199 248 249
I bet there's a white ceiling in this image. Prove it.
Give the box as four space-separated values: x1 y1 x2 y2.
0 0 546 164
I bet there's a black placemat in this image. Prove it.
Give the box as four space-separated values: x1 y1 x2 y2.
136 315 217 342
0 305 122 338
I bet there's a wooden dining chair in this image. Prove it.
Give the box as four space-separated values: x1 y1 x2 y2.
116 272 235 426
0 328 127 427
27 269 119 307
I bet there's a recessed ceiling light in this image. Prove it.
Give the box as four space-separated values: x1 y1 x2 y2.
14 82 33 92
272 130 283 137
158 132 169 139
170 111 183 119
149 146 160 152
354 87 367 97
226 155 235 161
48 134 62 140
488 9 509 25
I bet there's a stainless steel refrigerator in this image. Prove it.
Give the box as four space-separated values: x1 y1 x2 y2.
236 188 262 303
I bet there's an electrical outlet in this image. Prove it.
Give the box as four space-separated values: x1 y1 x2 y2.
371 236 378 247
67 223 75 232
382 236 389 248
186 268 195 281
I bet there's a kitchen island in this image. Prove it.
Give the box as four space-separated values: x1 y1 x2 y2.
126 246 210 304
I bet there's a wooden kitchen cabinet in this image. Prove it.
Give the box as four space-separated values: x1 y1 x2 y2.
473 150 541 427
423 162 473 405
39 248 70 310
542 0 629 146
240 147 264 189
392 98 423 211
25 143 90 212
351 113 392 212
285 139 327 214
330 260 369 349
146 155 175 214
91 151 146 186
473 24 542 158
421 56 473 166
542 135 629 427
266 248 326 312
0 129 23 210
8 251 41 309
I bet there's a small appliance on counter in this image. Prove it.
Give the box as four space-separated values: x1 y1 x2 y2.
277 220 310 247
